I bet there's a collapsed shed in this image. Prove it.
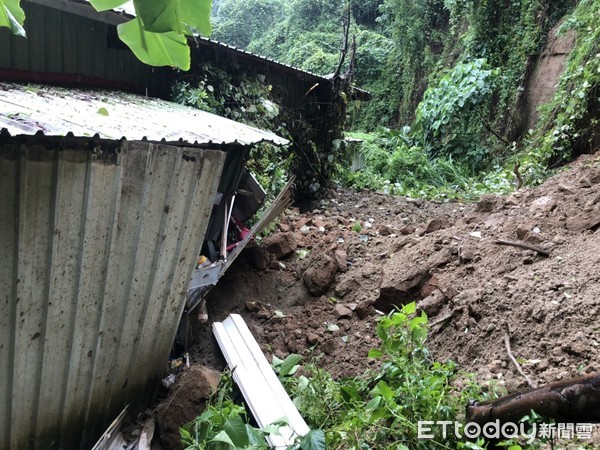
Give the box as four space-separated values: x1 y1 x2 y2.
0 82 288 449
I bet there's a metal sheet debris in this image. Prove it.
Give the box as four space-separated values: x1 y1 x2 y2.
213 314 310 448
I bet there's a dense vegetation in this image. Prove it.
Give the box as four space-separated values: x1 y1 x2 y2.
206 0 599 201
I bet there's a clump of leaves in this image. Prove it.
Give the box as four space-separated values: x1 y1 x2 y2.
526 0 600 168
282 302 499 449
339 130 515 201
180 371 325 450
413 58 500 169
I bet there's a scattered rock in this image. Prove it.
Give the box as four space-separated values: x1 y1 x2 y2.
244 243 270 270
300 252 338 296
566 206 600 232
376 245 451 311
334 304 353 319
399 225 415 235
334 249 348 272
378 224 394 236
262 232 298 259
417 290 446 316
306 332 320 346
423 216 451 234
320 338 338 355
334 275 357 297
355 300 374 319
529 196 556 215
476 194 498 213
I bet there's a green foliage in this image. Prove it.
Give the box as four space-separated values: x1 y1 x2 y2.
443 0 573 136
180 374 267 449
379 0 451 123
172 63 292 195
117 18 190 70
272 353 303 378
413 58 500 168
280 302 499 449
212 0 284 49
340 130 516 201
181 372 325 450
0 0 25 37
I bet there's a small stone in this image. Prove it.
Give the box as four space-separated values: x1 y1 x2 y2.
378 224 393 236
262 232 298 259
306 333 320 346
334 304 353 318
320 339 338 355
399 225 415 235
529 196 556 215
460 247 475 263
423 217 451 234
334 250 348 272
488 359 503 372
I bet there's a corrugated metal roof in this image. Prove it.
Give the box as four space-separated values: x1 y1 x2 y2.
0 82 288 146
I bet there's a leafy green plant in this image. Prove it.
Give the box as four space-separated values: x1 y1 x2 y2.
339 130 516 201
172 63 292 197
413 58 500 168
279 302 500 449
181 372 326 450
526 0 600 167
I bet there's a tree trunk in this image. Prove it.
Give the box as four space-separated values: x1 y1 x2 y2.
466 372 600 425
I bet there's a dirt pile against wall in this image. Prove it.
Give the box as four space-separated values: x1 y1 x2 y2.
191 150 600 395
142 151 600 448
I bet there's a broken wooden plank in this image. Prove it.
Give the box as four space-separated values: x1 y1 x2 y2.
213 314 310 448
221 176 295 274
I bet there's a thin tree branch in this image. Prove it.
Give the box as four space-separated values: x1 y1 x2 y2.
494 239 550 257
504 322 537 389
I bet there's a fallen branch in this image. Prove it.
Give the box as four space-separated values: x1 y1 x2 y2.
430 311 455 329
466 372 600 425
503 323 537 389
493 239 550 257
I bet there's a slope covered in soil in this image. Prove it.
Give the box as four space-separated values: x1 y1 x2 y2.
195 151 600 389
155 151 600 448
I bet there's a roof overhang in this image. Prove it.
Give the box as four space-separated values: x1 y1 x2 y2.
0 83 288 147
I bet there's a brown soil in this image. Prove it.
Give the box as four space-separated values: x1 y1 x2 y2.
154 150 600 448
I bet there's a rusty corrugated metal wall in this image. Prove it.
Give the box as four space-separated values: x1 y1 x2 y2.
0 1 172 95
0 138 226 449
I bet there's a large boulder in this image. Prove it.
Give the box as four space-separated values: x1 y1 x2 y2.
300 252 338 296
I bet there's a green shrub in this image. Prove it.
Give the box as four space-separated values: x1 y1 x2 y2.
413 58 500 169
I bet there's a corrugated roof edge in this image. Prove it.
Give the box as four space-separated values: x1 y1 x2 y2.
0 127 288 149
193 37 372 101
